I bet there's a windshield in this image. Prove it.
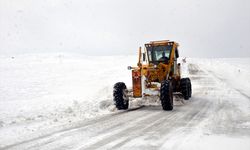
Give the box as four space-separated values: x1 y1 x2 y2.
146 45 173 64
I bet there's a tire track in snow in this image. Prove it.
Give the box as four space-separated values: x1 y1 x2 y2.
82 108 179 150
83 95 212 149
1 107 145 150
65 111 164 150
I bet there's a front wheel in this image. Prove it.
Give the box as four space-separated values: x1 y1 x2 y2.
160 80 173 111
113 82 129 110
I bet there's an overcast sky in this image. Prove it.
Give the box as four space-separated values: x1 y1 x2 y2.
0 0 250 57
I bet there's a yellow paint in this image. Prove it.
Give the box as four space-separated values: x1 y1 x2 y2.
131 40 181 97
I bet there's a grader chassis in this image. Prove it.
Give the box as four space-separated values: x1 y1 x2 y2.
113 40 192 111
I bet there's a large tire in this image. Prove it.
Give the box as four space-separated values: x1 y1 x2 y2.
180 78 190 100
113 82 129 110
187 78 192 98
160 80 173 111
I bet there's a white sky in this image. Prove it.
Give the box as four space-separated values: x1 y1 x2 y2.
0 0 250 57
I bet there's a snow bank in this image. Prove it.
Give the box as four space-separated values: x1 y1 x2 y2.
0 53 137 145
191 58 250 92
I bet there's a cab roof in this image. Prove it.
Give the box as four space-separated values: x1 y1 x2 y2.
145 40 179 47
145 40 179 58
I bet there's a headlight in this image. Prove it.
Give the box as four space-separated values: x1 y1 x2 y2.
127 66 132 70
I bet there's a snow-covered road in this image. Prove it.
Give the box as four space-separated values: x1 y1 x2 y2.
1 59 250 150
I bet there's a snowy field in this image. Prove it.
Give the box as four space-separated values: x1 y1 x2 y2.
0 53 250 149
0 53 137 145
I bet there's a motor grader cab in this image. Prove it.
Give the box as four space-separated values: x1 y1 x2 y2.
113 40 192 111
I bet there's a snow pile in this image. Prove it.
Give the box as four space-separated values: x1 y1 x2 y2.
192 58 250 100
0 53 137 144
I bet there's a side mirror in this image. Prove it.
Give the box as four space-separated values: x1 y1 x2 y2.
127 66 132 70
142 53 146 61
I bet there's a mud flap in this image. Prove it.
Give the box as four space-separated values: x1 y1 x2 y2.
132 70 142 97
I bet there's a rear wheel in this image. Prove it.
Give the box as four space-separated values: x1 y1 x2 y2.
187 78 192 98
113 82 129 110
160 80 173 111
180 78 191 100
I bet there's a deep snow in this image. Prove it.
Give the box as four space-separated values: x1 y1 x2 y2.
0 54 250 149
0 54 137 145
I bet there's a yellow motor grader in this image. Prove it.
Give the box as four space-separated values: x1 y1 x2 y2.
113 40 192 111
